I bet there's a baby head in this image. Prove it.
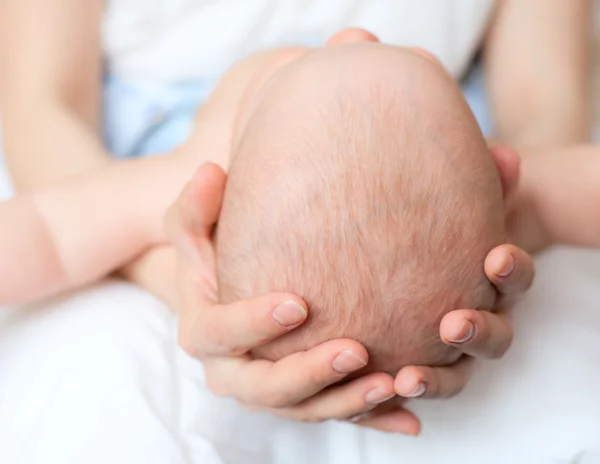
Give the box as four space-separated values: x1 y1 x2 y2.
216 42 506 375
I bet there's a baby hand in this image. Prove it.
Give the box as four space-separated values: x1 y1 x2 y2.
167 163 422 434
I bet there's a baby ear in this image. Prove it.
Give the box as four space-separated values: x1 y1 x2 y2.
488 143 521 203
326 28 380 46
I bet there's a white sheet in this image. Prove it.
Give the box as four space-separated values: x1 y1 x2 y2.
2 132 600 464
1 248 600 463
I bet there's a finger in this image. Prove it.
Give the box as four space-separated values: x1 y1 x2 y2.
485 244 535 295
165 179 208 264
166 162 226 254
394 357 475 400
488 144 520 204
178 293 308 357
354 407 421 436
174 220 218 314
261 372 395 422
439 309 513 359
181 162 226 237
203 339 370 408
167 164 227 301
165 177 194 247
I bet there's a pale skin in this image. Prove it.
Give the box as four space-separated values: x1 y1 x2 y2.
162 34 599 431
0 34 532 433
2 38 596 432
0 0 591 434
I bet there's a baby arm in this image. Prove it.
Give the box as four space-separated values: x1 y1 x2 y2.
3 51 255 307
120 49 292 306
0 153 194 306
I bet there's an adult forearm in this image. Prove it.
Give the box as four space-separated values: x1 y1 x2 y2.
2 99 108 193
495 99 591 149
510 144 600 253
484 0 591 149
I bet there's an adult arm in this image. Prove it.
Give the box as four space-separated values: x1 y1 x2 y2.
0 0 194 304
0 0 108 190
166 161 535 435
509 144 600 252
484 0 592 147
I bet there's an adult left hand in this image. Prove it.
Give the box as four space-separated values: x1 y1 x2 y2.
353 145 535 434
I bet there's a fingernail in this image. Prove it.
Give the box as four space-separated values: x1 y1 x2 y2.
404 382 427 398
448 320 475 344
272 300 307 328
365 387 395 405
497 253 515 277
332 350 367 374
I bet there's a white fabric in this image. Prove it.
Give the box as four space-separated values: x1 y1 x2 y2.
4 2 600 461
3 144 600 462
102 0 495 81
2 250 600 463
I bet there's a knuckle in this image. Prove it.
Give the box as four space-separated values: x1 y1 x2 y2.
178 311 235 359
262 390 298 409
180 310 230 357
202 317 232 355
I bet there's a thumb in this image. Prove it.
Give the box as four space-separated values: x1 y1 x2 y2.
186 162 227 237
166 162 227 261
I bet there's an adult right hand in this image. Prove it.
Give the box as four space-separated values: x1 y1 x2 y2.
165 162 422 434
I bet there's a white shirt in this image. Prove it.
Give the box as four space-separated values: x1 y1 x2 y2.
102 0 495 82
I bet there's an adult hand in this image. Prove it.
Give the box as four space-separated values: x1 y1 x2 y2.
389 144 534 405
166 162 422 434
349 241 534 434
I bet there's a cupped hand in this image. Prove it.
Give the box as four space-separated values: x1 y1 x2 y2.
166 144 534 436
384 145 535 432
329 239 534 434
166 163 420 434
